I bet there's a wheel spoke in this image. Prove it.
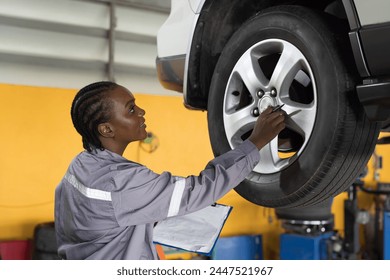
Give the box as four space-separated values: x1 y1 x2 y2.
283 102 316 138
270 43 302 93
235 50 268 93
257 137 280 173
224 105 256 145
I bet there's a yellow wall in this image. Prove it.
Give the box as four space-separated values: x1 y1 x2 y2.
0 83 215 240
0 84 80 239
1 83 384 259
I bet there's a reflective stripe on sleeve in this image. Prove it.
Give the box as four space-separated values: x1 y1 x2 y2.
167 178 186 217
64 172 112 201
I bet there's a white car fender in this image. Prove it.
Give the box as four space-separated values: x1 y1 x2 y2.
157 0 200 57
189 0 206 13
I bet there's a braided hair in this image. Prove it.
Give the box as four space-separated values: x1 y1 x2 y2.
71 81 118 152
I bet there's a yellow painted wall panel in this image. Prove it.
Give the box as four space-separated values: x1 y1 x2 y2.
122 94 214 176
0 84 80 240
0 83 217 240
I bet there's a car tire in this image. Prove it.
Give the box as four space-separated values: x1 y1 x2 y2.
207 5 380 208
275 198 333 221
32 222 61 260
33 222 57 253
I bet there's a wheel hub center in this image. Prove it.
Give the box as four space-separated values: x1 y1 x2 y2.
258 96 276 113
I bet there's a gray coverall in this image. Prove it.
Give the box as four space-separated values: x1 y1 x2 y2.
54 139 260 259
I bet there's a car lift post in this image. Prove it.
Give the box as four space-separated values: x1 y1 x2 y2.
343 182 362 259
356 180 390 259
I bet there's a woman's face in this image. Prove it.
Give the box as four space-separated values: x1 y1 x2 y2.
106 85 147 145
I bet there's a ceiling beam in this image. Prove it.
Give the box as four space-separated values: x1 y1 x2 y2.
76 0 170 14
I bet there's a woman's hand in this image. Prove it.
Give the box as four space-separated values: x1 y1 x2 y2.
248 106 286 150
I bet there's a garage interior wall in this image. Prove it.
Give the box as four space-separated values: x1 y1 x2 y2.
0 0 388 260
0 0 174 93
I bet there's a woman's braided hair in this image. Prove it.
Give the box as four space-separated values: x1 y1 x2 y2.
71 81 118 152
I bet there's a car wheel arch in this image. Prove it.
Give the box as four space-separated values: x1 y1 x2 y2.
186 0 351 110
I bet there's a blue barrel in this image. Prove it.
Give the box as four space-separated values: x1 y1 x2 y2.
212 235 263 260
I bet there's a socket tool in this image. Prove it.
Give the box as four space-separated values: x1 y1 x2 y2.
272 104 285 112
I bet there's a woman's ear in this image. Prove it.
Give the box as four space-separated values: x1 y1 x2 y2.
98 123 114 138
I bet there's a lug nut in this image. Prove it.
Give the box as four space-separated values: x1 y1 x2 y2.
257 89 265 98
270 88 277 97
252 108 260 117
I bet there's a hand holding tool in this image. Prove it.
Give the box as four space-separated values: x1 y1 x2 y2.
272 104 285 112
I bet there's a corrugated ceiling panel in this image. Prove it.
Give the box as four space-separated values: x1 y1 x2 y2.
0 25 108 61
116 6 168 36
0 0 175 95
0 0 109 28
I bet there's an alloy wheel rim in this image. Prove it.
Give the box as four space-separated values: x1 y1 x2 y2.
223 39 317 174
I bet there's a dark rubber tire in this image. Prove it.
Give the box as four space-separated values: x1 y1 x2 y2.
32 251 61 260
33 222 58 253
275 198 333 221
207 5 380 208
